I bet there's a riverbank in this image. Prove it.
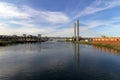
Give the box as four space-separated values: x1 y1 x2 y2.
74 41 120 51
0 41 25 46
0 40 42 46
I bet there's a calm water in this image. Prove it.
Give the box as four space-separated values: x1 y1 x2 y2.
0 42 120 80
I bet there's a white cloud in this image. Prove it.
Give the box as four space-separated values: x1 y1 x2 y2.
9 20 35 28
47 27 74 37
0 2 29 19
0 19 74 37
74 0 120 18
0 2 71 36
0 2 70 24
23 6 70 24
78 17 120 37
0 24 54 36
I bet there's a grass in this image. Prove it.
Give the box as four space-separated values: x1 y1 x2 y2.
74 41 120 51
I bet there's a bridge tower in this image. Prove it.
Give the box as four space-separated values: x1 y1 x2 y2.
74 22 76 41
74 20 79 41
76 20 79 41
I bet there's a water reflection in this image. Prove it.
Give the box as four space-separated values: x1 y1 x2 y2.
93 46 120 56
0 42 120 80
74 43 80 63
0 42 74 80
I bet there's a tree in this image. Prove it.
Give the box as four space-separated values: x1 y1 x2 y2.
101 35 108 38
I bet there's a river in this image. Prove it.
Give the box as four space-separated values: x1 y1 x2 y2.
0 42 120 80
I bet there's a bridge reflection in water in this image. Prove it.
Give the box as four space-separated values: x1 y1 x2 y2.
73 43 120 65
74 43 80 63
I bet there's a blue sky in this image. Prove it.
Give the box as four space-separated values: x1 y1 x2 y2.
0 0 120 37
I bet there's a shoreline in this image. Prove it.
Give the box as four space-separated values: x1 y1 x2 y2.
0 41 23 46
74 41 120 51
0 40 43 46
